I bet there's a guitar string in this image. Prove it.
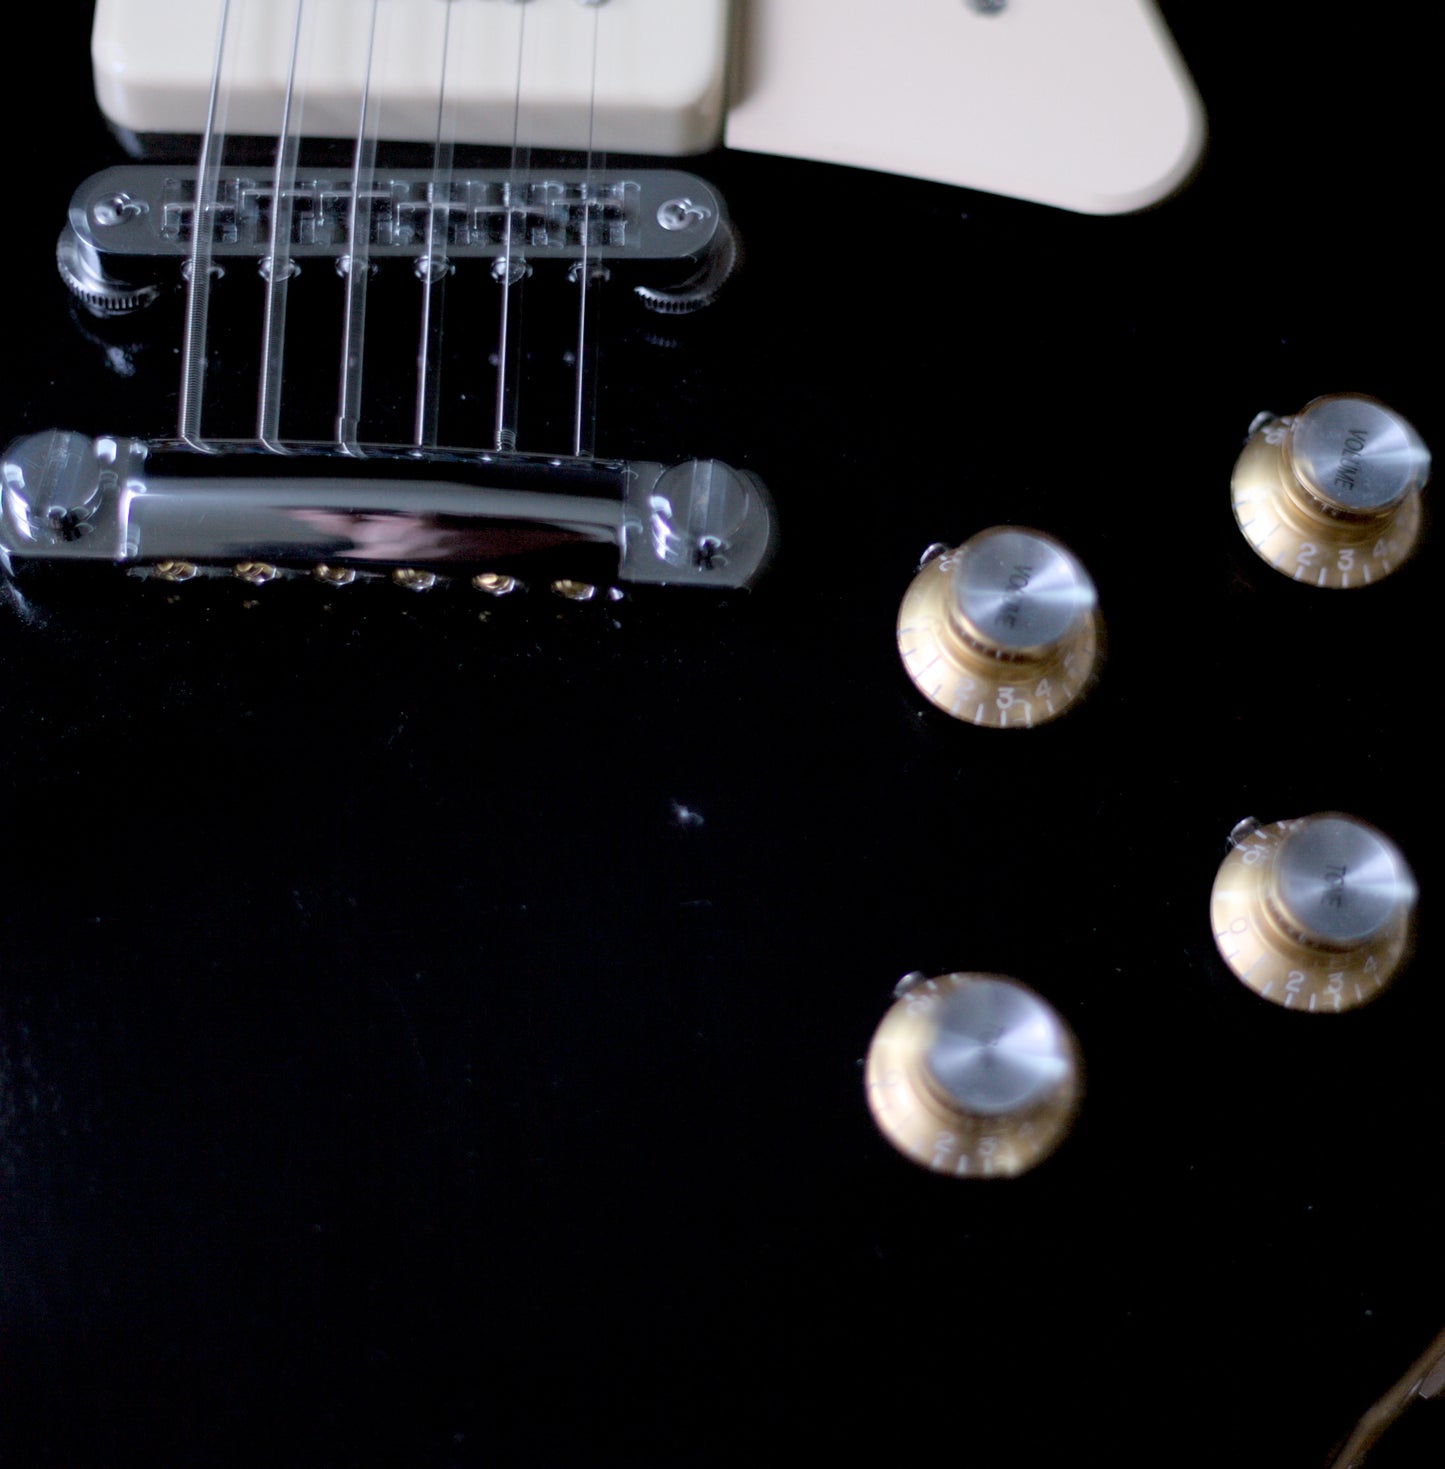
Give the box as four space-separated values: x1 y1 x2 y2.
413 0 458 449
570 1 602 460
177 2 592 458
177 0 238 448
491 0 530 454
256 0 311 449
336 0 384 453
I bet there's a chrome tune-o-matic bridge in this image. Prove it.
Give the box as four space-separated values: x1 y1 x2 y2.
1 432 772 594
58 166 738 320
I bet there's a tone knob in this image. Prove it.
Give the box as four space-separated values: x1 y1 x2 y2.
1210 813 1417 1012
896 526 1101 727
1230 393 1429 587
865 973 1082 1177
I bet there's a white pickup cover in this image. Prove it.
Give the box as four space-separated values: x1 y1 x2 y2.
92 0 731 155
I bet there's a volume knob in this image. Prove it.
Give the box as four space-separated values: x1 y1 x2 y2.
1210 813 1417 1012
1231 394 1429 587
865 973 1082 1177
897 527 1102 727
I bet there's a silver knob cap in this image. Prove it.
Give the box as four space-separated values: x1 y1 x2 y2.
1288 395 1430 516
949 528 1098 657
1270 815 1417 949
925 977 1076 1117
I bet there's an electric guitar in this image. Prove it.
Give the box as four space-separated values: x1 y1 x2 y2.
0 5 1438 1467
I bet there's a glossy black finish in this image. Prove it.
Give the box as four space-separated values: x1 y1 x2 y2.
1 5 1438 1466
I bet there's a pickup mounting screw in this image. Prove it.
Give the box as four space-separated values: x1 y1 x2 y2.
91 192 147 227
657 198 708 231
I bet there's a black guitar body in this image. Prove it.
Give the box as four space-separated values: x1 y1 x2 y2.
2 5 1438 1465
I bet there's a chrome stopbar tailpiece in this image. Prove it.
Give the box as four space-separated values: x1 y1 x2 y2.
58 165 735 317
0 431 774 592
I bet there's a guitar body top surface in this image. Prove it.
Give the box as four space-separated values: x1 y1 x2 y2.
2 5 1440 1469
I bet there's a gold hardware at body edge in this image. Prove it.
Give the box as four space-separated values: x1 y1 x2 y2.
1327 1323 1445 1468
897 526 1102 728
1230 393 1428 588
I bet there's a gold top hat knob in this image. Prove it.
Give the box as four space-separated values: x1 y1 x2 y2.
1210 813 1417 1012
865 973 1082 1178
896 526 1102 728
1231 393 1428 587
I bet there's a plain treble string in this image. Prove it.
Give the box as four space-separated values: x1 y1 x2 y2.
413 0 459 449
336 0 384 453
492 0 530 455
178 0 238 449
256 0 312 450
571 0 603 460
